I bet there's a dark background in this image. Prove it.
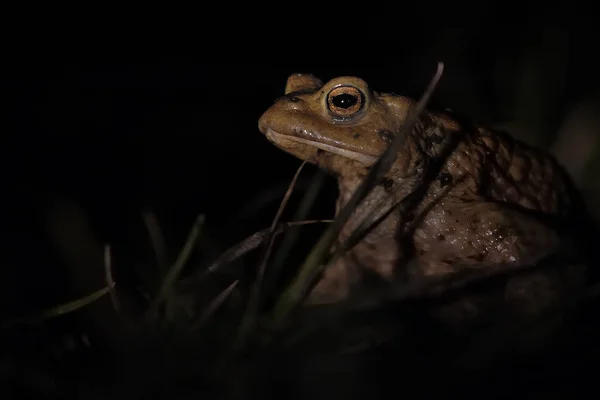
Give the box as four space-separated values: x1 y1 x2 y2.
1 16 600 398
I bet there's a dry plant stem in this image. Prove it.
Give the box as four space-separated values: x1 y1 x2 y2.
103 244 120 315
271 62 445 324
239 161 308 337
178 219 334 291
151 214 205 312
334 182 452 265
331 195 412 266
269 169 328 285
1 287 111 329
142 210 169 273
259 161 309 284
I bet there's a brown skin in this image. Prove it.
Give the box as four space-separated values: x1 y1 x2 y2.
258 73 592 331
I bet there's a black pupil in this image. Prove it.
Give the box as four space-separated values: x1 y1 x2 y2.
332 93 358 109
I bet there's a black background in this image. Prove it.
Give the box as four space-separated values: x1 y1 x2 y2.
1 13 600 397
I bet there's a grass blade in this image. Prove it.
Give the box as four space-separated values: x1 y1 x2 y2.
141 210 169 274
151 214 205 314
1 286 111 329
191 280 239 330
103 244 120 315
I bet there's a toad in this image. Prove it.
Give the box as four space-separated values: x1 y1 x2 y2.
258 73 595 332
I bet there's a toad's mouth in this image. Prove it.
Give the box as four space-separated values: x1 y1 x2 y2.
265 128 378 166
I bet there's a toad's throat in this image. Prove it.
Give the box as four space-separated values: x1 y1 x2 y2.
266 128 378 166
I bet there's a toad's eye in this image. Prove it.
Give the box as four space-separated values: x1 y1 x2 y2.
326 85 365 119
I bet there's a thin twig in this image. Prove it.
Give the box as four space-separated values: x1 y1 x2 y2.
271 62 445 324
